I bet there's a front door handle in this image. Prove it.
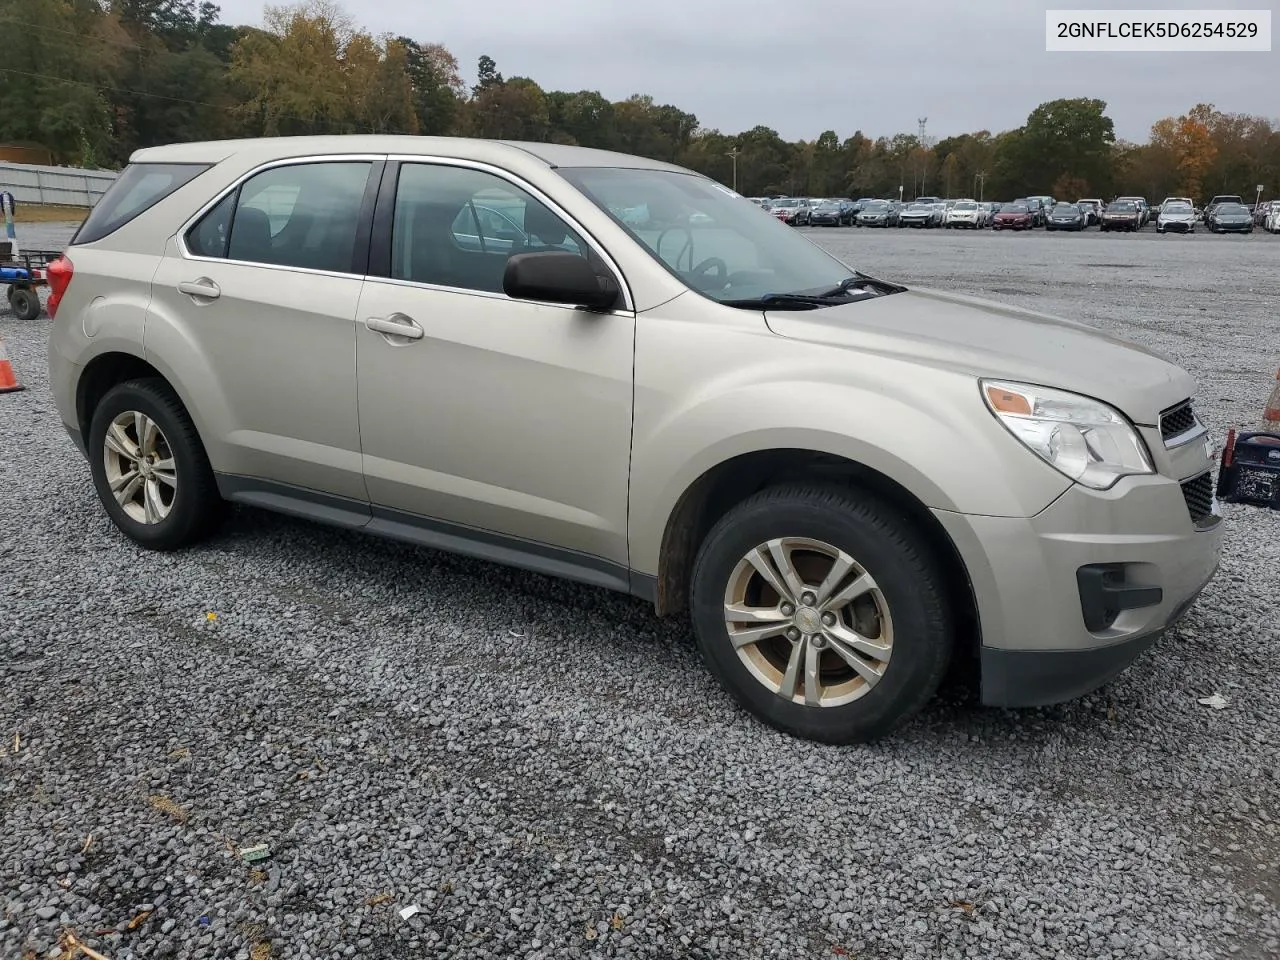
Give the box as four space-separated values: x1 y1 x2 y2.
178 278 220 301
365 315 424 341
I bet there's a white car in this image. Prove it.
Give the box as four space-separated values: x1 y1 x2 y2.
943 200 982 229
1156 201 1197 234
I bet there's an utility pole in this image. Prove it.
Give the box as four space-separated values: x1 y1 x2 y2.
726 148 741 192
917 117 929 195
975 171 986 202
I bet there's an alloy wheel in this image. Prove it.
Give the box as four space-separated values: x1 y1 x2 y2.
722 537 893 707
102 410 178 524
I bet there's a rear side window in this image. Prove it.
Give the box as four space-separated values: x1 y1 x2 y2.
73 163 210 244
186 162 372 273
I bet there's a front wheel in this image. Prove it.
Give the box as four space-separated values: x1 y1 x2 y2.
690 485 955 744
88 378 223 550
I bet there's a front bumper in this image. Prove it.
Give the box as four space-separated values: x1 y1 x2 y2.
933 470 1224 707
1159 220 1193 232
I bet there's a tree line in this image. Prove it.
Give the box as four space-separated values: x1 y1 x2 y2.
3 0 1279 204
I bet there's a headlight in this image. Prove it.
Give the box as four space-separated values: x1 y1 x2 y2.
980 380 1154 490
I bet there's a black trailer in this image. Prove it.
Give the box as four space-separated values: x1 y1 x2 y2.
1 244 63 321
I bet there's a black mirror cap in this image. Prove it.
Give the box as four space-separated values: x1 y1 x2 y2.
503 251 620 312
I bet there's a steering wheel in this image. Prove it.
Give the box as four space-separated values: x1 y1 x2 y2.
688 256 728 291
655 225 695 272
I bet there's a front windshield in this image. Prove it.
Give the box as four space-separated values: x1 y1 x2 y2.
1052 204 1077 213
558 166 857 305
1164 203 1192 213
906 203 931 212
773 198 798 208
863 201 889 211
953 202 976 210
1107 202 1136 211
1003 204 1029 213
1217 204 1247 214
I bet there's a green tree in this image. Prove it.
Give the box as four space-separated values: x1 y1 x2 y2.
998 98 1116 198
398 39 464 136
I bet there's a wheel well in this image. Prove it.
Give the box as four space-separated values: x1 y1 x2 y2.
77 353 166 439
653 449 980 656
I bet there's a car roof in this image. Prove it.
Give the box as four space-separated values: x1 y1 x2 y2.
128 136 694 174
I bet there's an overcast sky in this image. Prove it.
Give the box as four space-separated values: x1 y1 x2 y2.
213 0 1278 143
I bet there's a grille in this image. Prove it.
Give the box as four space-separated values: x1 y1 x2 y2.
1160 400 1198 442
1181 471 1215 524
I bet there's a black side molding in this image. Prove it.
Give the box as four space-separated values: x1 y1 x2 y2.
214 473 641 600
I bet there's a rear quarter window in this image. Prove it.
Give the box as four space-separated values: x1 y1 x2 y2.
72 163 211 245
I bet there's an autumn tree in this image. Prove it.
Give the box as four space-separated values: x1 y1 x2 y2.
1150 104 1218 200
231 1 414 135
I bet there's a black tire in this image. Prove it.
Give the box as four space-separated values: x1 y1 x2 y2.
690 484 955 744
9 286 41 321
87 378 223 551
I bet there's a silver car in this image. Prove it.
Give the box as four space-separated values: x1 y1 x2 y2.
46 136 1223 744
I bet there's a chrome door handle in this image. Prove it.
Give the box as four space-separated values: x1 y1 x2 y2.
178 278 220 300
365 315 424 340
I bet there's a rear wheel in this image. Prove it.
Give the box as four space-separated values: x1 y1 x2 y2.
690 484 954 744
88 378 223 550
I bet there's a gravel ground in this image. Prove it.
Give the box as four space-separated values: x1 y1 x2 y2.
2 223 1279 960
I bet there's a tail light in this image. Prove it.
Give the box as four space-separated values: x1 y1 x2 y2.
46 256 73 319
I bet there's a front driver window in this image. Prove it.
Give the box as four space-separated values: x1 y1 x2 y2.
393 164 587 295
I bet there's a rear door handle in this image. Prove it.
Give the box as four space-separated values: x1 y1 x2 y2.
365 315 424 340
178 278 220 301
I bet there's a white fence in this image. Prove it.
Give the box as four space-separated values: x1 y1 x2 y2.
0 161 119 207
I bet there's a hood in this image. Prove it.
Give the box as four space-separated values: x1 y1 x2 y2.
996 211 1030 219
763 287 1192 425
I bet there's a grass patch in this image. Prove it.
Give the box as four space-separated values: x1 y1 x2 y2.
12 204 88 224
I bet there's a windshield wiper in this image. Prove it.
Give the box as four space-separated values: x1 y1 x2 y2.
814 273 907 297
721 293 834 310
721 273 906 311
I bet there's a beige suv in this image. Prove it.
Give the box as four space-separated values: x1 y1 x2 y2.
47 137 1223 743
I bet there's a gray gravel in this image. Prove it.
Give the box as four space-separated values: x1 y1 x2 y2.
2 222 1279 959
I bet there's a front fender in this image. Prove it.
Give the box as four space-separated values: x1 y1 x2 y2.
628 358 1072 578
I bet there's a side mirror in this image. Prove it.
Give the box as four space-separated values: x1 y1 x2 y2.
503 251 621 312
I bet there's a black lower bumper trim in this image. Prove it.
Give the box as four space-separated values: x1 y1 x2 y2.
979 630 1162 707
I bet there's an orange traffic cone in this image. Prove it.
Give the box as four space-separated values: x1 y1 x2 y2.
1264 368 1280 432
0 333 23 393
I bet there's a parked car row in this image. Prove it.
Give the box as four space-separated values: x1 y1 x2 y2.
748 193 1277 236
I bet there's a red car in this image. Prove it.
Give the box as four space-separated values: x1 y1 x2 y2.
992 203 1034 231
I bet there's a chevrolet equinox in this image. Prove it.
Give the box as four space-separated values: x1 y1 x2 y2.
46 137 1223 743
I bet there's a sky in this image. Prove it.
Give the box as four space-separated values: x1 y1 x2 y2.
212 0 1278 143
